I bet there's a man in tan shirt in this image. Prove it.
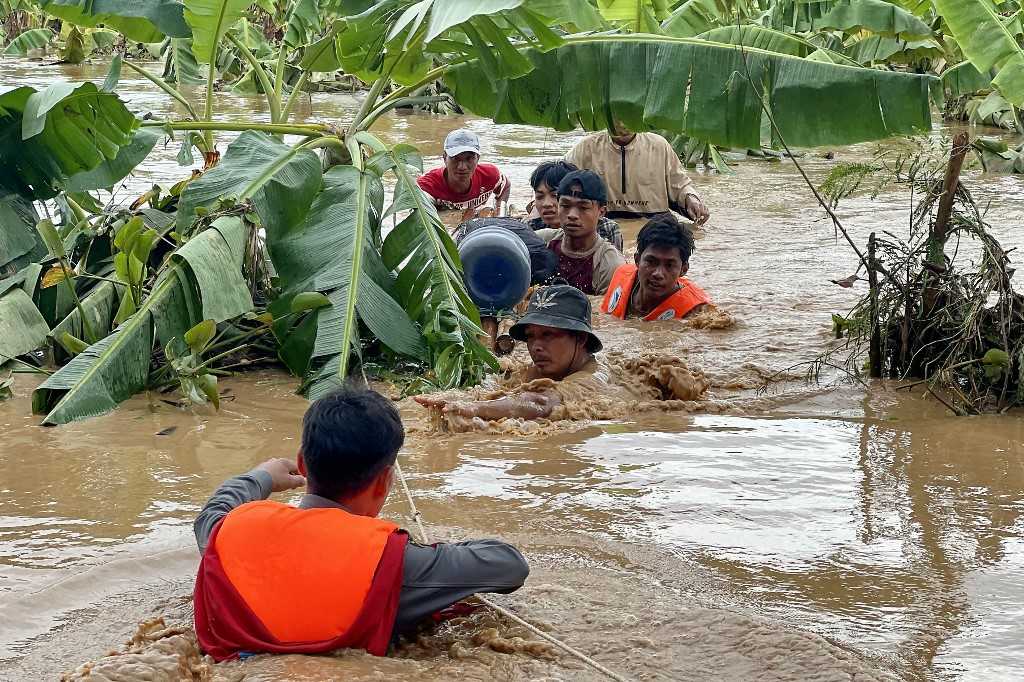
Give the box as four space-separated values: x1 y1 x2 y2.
566 121 710 224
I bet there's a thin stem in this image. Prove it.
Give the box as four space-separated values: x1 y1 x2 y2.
226 33 281 124
281 71 311 123
204 53 216 149
57 260 96 343
122 60 199 120
358 95 451 131
273 44 287 121
347 77 388 138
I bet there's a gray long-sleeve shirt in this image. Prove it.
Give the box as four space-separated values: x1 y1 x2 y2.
193 470 529 635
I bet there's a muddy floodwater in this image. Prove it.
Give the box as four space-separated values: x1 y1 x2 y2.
2 59 1024 681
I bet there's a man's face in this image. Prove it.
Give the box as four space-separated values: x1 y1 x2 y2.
525 324 582 379
533 181 559 227
611 120 636 146
636 244 686 301
558 189 605 239
444 151 479 185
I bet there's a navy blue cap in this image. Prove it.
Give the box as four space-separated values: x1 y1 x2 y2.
556 170 607 204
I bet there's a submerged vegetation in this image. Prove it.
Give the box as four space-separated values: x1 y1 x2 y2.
0 0 1022 424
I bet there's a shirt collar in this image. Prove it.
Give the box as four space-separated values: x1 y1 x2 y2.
298 493 351 511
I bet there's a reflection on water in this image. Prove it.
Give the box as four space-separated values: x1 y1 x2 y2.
2 57 1024 680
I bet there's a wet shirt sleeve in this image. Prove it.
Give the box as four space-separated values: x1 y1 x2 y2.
193 469 272 554
394 539 529 634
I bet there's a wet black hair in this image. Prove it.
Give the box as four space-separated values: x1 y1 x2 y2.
635 213 695 264
530 160 579 191
300 387 404 500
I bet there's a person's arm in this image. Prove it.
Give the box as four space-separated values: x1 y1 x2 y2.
662 139 709 225
193 458 305 554
394 539 529 634
592 242 627 295
415 390 561 422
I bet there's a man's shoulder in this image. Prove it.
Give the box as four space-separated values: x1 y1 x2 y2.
570 131 609 153
638 132 673 153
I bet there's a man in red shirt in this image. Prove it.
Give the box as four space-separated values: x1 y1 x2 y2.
417 129 511 214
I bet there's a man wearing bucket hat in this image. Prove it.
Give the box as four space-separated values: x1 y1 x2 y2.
415 285 603 424
417 128 511 214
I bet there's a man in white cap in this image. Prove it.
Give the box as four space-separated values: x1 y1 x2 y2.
417 128 511 215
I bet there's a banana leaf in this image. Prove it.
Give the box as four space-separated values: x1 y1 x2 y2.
41 0 190 43
162 37 205 85
934 0 1024 107
814 0 933 38
49 279 121 362
0 287 49 364
284 0 321 48
598 0 669 32
2 28 54 55
32 216 252 425
845 35 942 65
184 0 250 63
379 145 497 388
662 0 735 37
0 194 44 273
943 61 994 98
267 164 425 397
698 25 860 66
522 0 604 30
176 130 322 233
0 83 139 201
445 35 936 149
64 128 161 193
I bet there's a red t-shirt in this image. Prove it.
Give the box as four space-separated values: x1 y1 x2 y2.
417 163 509 211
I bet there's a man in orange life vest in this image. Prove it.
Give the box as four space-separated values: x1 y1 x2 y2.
601 214 712 321
192 388 529 660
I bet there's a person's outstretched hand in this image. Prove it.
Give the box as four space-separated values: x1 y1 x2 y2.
256 458 306 492
684 194 710 226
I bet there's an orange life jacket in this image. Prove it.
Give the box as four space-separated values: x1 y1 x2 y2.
194 500 408 660
600 264 710 321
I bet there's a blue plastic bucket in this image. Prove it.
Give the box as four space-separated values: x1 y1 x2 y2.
457 225 532 311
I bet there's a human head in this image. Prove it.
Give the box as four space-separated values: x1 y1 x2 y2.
634 214 696 302
298 387 404 516
530 160 579 228
509 284 602 380
610 119 636 146
556 170 607 240
442 128 481 187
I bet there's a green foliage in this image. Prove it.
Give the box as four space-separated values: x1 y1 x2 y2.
446 35 936 149
3 27 54 55
0 194 44 273
0 287 49 363
41 0 190 43
934 0 1024 106
0 82 139 201
184 0 250 63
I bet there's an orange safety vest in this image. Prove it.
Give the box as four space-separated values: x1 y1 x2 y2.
194 500 408 660
600 264 710 321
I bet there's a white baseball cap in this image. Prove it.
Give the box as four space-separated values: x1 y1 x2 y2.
443 128 480 157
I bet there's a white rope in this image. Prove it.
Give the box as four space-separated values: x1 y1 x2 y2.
393 461 632 682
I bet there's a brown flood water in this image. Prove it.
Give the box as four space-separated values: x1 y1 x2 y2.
2 58 1024 681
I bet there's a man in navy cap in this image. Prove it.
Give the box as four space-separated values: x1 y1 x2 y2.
545 170 625 296
417 128 511 215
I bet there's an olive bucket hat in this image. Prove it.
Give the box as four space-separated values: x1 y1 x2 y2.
509 284 603 353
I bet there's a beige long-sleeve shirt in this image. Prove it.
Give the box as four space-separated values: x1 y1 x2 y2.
566 132 699 217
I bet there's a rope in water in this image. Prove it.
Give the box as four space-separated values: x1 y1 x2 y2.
393 461 631 682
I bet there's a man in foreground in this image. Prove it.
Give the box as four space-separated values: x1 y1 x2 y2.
601 214 712 321
193 388 528 660
415 284 603 423
527 160 623 252
417 128 511 215
546 170 625 295
567 121 710 224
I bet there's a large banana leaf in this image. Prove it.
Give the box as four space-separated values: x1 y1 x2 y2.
934 0 1024 107
283 0 322 48
845 35 942 65
379 145 496 388
662 0 736 37
64 128 161 193
698 25 860 66
49 279 121 361
522 0 604 30
0 83 139 201
32 216 252 425
814 0 933 37
176 130 322 232
445 35 935 149
41 0 190 43
943 61 994 98
0 194 44 273
267 164 425 398
0 287 49 364
184 0 250 63
2 28 55 55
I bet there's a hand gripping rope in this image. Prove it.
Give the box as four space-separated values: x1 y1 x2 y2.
393 462 631 682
